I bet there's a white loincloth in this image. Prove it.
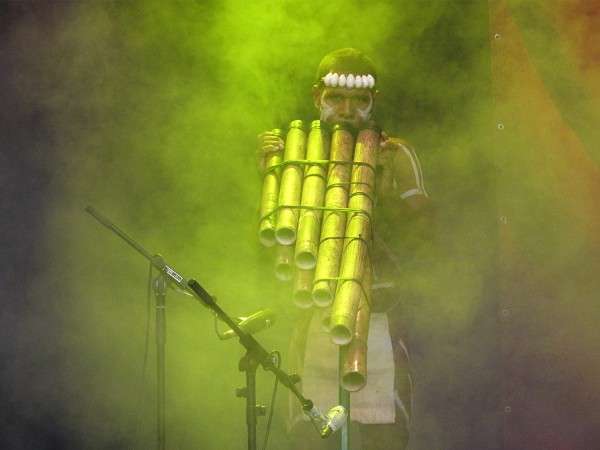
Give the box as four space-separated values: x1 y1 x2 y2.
298 312 395 424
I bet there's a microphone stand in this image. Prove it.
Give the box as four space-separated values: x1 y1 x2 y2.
153 272 167 450
237 351 268 449
339 350 350 450
85 206 319 450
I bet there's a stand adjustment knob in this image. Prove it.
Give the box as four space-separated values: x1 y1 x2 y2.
236 387 247 398
256 405 267 416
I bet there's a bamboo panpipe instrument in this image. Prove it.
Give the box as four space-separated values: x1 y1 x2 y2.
258 119 381 392
259 121 380 383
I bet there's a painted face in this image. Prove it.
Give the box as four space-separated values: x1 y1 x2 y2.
317 87 374 128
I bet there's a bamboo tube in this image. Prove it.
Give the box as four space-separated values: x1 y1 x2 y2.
320 307 333 332
329 217 372 344
274 244 294 281
341 263 372 392
258 128 285 247
275 120 307 245
329 122 380 344
292 267 315 309
312 123 355 307
294 120 330 270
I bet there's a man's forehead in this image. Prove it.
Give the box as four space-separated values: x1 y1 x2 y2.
321 86 372 97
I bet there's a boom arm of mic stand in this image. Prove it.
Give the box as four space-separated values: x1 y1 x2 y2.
84 206 315 416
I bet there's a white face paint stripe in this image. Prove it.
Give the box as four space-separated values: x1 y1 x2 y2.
319 91 336 122
356 93 374 121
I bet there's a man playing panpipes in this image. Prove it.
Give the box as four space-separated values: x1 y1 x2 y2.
256 48 430 450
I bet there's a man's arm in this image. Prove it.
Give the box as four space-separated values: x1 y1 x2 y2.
377 132 429 211
375 132 434 251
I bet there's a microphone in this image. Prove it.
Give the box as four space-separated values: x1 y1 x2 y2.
321 405 347 438
304 404 347 438
220 309 276 340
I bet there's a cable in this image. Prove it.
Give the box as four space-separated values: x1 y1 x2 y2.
261 351 281 450
131 263 153 450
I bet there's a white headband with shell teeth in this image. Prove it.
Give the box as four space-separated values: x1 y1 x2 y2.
322 73 375 89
